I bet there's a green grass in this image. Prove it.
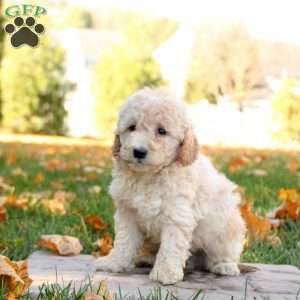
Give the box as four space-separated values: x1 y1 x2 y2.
0 143 299 299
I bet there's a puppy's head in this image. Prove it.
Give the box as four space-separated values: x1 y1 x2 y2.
113 88 199 172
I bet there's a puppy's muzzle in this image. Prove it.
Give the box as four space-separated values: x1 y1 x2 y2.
133 147 148 159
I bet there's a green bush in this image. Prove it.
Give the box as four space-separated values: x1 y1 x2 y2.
1 37 73 134
273 78 300 142
185 22 261 108
64 6 93 29
93 43 164 138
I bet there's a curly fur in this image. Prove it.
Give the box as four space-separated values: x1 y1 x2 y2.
95 88 246 284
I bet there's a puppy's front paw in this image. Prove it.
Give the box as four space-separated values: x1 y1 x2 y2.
150 262 183 285
210 262 240 276
95 256 128 273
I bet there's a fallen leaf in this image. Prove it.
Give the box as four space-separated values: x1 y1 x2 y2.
92 233 113 256
83 280 113 300
0 206 7 222
34 173 45 184
289 160 300 173
240 202 272 240
4 196 29 210
11 168 27 178
42 198 66 215
265 234 282 246
88 186 102 194
0 256 32 298
50 180 65 190
0 177 14 193
85 215 108 231
45 159 62 171
228 156 248 173
38 235 83 256
6 152 17 165
248 169 268 177
278 188 299 202
274 199 300 221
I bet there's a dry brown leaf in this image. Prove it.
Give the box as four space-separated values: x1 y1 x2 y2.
265 234 282 246
34 173 45 184
84 215 108 231
83 280 113 300
42 198 66 214
38 234 83 256
240 202 272 240
92 233 113 256
0 206 7 222
83 292 102 300
0 256 32 298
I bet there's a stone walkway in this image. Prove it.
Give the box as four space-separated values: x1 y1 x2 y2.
29 251 300 299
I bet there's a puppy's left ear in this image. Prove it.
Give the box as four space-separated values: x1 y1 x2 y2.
112 134 121 158
176 127 199 166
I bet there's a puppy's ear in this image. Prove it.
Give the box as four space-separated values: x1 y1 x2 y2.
112 134 121 158
176 127 199 166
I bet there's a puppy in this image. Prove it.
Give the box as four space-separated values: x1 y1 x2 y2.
95 88 246 285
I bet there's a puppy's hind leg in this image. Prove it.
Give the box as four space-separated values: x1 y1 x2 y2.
193 209 246 276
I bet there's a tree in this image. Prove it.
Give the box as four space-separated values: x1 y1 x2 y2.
93 44 164 138
1 37 73 134
93 14 171 138
185 22 261 109
63 6 93 29
272 78 300 142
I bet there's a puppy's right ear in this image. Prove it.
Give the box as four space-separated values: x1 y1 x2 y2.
112 134 121 158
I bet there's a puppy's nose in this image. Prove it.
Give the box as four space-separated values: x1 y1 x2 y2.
133 147 148 159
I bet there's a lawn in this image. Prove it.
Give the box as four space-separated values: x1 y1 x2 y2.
0 140 299 298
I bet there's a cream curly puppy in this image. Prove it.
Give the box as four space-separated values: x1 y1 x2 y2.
95 88 246 284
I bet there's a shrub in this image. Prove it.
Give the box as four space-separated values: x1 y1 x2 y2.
272 78 300 142
1 37 73 134
93 44 164 138
185 22 261 108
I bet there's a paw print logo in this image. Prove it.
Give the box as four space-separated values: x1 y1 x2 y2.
4 16 45 48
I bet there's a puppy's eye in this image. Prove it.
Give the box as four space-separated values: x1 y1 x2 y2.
157 127 167 135
128 124 136 132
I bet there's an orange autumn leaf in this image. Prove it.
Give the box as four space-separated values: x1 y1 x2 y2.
0 256 32 298
228 156 248 173
6 152 17 165
275 199 300 222
45 159 62 171
288 160 300 173
42 198 66 215
0 206 7 222
4 196 29 210
38 235 83 256
85 215 108 231
34 173 45 184
240 202 272 240
278 188 299 202
92 233 113 256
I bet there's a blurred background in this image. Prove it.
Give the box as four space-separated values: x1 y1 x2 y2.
0 0 300 148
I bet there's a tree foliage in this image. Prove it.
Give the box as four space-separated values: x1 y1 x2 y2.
94 44 164 137
273 78 300 142
185 22 261 108
93 15 169 138
1 37 73 134
64 6 93 29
